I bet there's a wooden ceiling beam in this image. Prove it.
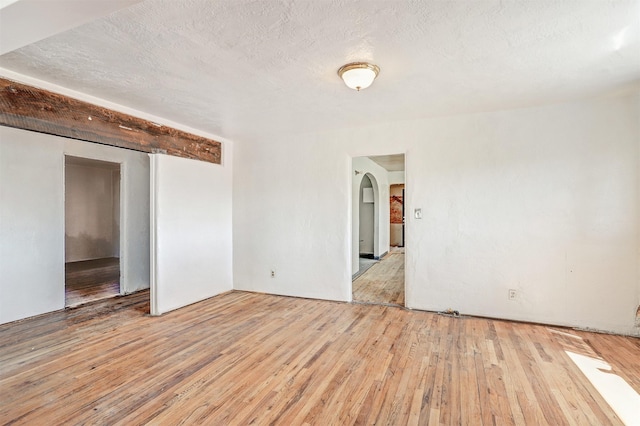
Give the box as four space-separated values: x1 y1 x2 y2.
0 77 221 164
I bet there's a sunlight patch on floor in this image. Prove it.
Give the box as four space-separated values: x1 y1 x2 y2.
566 351 640 425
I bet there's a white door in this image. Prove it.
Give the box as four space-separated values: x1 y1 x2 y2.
149 154 232 315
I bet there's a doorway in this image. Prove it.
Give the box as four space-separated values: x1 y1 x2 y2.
64 156 121 307
351 154 405 307
359 174 376 259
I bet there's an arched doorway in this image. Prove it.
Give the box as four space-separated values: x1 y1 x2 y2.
352 170 381 283
358 173 379 259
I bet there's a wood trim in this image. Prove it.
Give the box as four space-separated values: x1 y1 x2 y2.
0 77 221 164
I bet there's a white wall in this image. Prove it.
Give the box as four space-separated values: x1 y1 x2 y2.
65 162 119 262
637 91 640 330
0 128 64 323
388 171 405 185
0 126 150 324
112 169 121 257
233 93 640 335
233 133 351 301
150 153 233 315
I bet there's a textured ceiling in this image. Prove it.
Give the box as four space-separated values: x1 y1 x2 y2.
370 154 405 172
0 0 638 141
0 0 142 54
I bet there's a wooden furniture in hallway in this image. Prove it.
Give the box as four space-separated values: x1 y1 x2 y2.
1 290 638 424
65 257 120 307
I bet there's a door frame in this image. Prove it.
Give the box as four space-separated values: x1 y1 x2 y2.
63 154 124 305
349 153 407 305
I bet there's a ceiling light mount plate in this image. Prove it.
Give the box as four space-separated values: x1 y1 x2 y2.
338 62 380 91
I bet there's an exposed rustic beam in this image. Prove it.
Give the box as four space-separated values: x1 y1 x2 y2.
0 77 221 164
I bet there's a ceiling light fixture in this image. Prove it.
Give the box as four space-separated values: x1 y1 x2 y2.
337 62 380 91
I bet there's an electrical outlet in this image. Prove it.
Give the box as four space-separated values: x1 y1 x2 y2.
508 289 517 300
270 270 276 278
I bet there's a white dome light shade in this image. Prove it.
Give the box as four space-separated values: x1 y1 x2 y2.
338 62 380 91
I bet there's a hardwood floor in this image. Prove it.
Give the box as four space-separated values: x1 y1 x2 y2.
352 257 377 280
65 257 120 307
353 248 404 306
1 290 638 425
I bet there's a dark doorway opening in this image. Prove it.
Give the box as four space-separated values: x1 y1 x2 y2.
65 156 121 307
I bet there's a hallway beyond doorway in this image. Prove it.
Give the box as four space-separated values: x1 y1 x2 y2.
352 247 404 306
65 257 120 307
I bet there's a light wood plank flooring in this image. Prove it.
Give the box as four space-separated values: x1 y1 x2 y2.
1 290 638 425
353 248 404 306
65 257 120 307
352 257 377 280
